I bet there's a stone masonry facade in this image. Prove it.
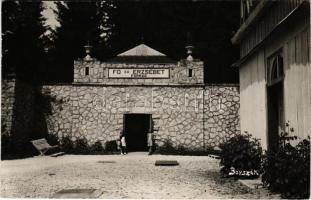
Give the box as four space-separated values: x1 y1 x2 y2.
38 84 239 150
203 86 240 147
1 45 240 151
1 78 16 136
74 59 204 85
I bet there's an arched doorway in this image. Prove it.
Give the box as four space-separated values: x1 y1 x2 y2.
267 52 284 152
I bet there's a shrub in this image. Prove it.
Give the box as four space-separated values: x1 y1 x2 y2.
60 137 109 155
90 140 105 154
262 131 310 199
105 140 118 152
60 136 74 153
155 139 216 156
74 137 90 154
46 134 59 146
219 132 262 178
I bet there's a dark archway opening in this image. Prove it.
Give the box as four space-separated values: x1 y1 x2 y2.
267 82 284 152
124 114 151 152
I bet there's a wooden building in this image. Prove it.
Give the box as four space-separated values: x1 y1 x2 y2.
232 0 310 149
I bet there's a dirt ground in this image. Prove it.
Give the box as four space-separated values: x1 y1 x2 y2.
0 153 280 199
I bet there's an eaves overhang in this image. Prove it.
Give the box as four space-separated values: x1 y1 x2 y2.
231 0 272 45
231 0 310 68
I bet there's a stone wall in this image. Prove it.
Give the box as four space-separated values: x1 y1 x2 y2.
1 77 240 151
74 59 204 85
1 78 16 136
38 84 240 150
203 85 240 147
1 78 35 149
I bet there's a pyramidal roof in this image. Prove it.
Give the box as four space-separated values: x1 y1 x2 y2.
108 43 176 63
117 44 166 57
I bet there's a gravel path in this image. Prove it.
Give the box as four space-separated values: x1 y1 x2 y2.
0 153 279 199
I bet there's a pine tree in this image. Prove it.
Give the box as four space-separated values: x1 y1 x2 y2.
110 1 239 83
2 0 20 76
52 1 116 82
2 1 46 82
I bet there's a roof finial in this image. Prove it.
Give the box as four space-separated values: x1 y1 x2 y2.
141 35 144 44
185 45 194 62
84 41 92 61
186 32 194 61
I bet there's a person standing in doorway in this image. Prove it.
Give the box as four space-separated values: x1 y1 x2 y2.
120 130 127 155
147 132 153 155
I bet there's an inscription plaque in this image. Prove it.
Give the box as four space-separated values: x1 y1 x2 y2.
108 68 170 79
